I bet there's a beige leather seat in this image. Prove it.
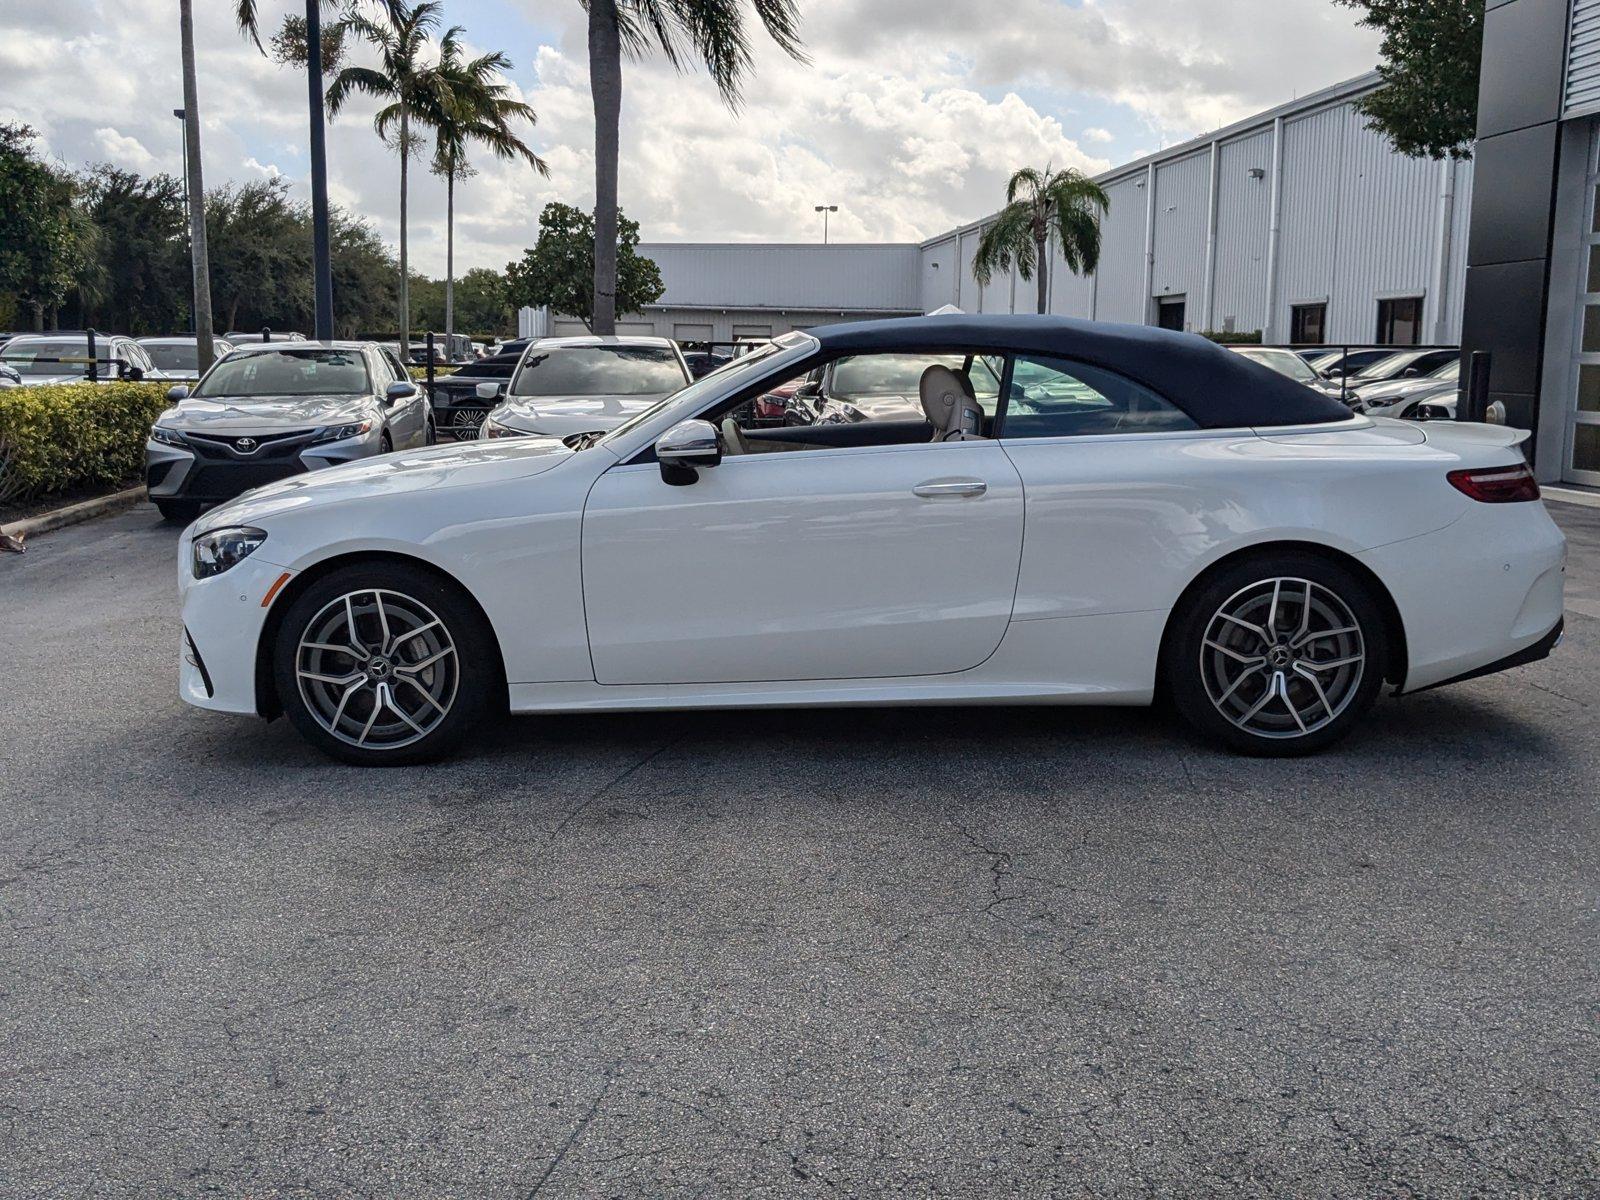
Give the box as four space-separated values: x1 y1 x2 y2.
919 365 985 441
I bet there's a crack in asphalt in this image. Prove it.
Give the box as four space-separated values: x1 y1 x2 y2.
524 1060 620 1197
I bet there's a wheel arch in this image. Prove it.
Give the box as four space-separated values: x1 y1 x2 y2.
254 550 508 720
1157 540 1409 690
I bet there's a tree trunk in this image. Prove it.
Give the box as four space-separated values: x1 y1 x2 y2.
30 303 43 333
178 0 216 371
444 172 455 339
399 109 411 352
1035 232 1049 315
227 298 239 333
588 0 622 336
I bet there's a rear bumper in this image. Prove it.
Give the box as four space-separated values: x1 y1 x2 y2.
1401 617 1563 695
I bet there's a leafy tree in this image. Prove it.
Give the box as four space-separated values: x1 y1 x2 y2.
973 166 1109 315
269 11 348 75
1336 0 1483 159
75 167 189 333
328 208 401 338
584 0 805 334
504 202 663 330
0 124 94 330
206 179 309 334
452 267 513 336
327 0 462 354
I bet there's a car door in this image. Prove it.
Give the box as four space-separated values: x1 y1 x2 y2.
581 406 1025 686
378 348 424 445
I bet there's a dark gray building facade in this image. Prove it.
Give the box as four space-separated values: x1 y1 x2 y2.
1463 0 1600 484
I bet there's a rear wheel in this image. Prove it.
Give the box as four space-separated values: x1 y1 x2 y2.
272 562 498 765
1165 552 1388 756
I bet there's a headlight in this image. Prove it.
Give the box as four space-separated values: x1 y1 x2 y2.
192 526 267 579
482 415 529 439
149 424 187 447
312 420 372 444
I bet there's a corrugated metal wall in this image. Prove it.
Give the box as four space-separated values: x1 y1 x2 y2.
1150 151 1212 310
1568 0 1600 119
1210 130 1273 334
918 73 1476 344
639 243 921 312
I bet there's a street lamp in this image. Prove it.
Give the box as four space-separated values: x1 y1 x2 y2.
814 204 838 245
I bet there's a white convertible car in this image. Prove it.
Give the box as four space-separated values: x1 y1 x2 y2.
176 315 1567 765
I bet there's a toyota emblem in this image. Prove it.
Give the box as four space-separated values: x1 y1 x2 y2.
234 437 258 452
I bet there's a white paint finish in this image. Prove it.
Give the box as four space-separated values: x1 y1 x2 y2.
580 442 1025 684
1211 130 1275 335
638 243 922 312
1151 151 1212 320
1094 176 1151 324
177 333 1566 729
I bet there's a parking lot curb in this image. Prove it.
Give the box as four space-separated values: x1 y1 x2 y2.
1 485 146 545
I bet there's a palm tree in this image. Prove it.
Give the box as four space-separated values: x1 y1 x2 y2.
327 1 458 353
973 166 1110 315
176 0 217 369
431 45 547 339
584 0 806 334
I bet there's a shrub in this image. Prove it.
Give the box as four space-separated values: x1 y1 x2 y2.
0 381 172 505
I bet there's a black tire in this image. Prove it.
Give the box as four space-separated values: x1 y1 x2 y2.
425 416 436 445
1164 551 1389 757
271 561 500 766
154 498 201 523
380 431 393 454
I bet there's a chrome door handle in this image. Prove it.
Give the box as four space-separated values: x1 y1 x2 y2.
912 480 987 498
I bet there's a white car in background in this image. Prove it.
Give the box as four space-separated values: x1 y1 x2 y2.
0 333 160 385
479 335 691 440
138 336 236 382
173 315 1566 766
1227 346 1349 401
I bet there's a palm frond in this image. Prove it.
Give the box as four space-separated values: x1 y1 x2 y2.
972 202 1036 286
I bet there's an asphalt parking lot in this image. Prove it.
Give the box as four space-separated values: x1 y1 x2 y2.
3 501 1599 1198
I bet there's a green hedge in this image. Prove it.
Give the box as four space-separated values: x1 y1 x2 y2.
0 382 172 506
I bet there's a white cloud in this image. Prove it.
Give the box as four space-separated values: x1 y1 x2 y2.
242 156 282 179
0 0 1380 276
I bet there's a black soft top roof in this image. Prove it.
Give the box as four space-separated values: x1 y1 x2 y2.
810 314 1350 429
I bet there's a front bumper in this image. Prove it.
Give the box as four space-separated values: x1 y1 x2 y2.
178 546 291 715
147 426 384 502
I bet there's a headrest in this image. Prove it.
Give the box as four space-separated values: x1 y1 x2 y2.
919 365 977 437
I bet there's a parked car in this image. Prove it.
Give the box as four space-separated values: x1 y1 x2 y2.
424 349 526 440
1344 348 1458 388
680 349 732 379
1304 348 1395 379
1226 346 1349 400
1347 358 1459 408
145 340 431 523
1362 380 1460 421
0 333 159 385
174 314 1564 766
225 331 308 344
137 336 236 381
0 363 19 388
480 336 692 440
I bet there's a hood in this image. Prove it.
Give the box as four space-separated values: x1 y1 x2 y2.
162 393 375 434
1352 375 1446 404
1364 382 1457 417
194 436 577 534
491 392 667 436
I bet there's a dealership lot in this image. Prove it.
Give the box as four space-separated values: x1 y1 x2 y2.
2 504 1598 1196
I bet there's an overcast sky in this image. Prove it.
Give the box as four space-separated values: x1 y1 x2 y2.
0 0 1380 277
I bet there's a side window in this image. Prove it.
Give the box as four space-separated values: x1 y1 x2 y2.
1000 356 1197 438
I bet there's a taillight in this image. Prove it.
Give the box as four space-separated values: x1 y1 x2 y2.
1447 463 1540 503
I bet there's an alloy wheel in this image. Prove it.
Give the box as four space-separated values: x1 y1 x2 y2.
1199 577 1365 739
294 589 459 749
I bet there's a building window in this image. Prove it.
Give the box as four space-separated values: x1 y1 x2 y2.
1290 303 1326 345
1376 297 1423 346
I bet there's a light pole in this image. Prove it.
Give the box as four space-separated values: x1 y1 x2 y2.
173 109 194 334
814 204 838 245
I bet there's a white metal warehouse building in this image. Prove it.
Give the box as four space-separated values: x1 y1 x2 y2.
585 72 1474 351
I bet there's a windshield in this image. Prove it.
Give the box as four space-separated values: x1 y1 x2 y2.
598 341 789 447
1237 348 1319 383
141 342 205 371
194 348 370 397
510 346 686 397
1351 352 1418 381
1430 359 1460 380
0 339 109 377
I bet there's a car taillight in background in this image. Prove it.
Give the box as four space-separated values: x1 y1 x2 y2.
1447 463 1541 503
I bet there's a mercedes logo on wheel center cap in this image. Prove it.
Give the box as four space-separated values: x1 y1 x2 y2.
367 657 393 679
1268 645 1293 668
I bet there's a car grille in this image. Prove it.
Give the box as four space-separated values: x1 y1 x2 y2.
184 462 307 498
184 429 316 460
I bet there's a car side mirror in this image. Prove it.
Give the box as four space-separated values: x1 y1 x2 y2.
120 362 144 381
476 381 504 402
1410 403 1450 422
795 380 822 399
655 419 721 485
1402 367 1421 378
167 384 190 402
385 380 418 405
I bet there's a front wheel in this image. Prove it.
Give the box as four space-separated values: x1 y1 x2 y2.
1164 553 1388 756
272 563 498 765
